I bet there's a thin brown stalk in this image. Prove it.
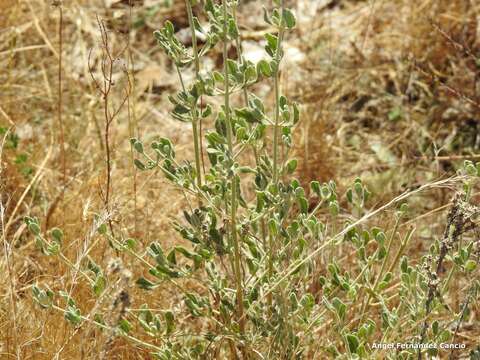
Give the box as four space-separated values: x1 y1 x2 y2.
89 17 129 238
57 2 66 230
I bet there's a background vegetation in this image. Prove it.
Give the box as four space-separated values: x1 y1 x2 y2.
1 0 480 358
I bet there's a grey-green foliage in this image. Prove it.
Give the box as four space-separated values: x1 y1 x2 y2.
131 1 359 357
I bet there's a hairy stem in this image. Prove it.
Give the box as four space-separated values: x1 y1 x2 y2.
185 0 203 190
272 0 285 185
232 3 248 106
222 0 245 337
268 0 285 307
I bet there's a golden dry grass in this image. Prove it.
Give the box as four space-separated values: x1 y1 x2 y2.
1 1 192 358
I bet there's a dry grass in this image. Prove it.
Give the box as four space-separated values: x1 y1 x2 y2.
1 0 480 358
1 1 191 358
293 0 480 353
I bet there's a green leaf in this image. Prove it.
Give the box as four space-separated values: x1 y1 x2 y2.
206 131 226 145
321 185 332 199
346 334 360 354
265 33 278 49
134 159 146 171
154 264 180 278
175 246 195 259
213 71 224 82
227 59 239 75
136 277 156 290
286 159 297 174
87 257 101 276
279 95 287 109
346 189 353 203
244 63 257 82
257 60 272 77
268 219 279 236
329 201 339 216
28 222 41 236
118 319 132 334
377 245 387 260
354 180 363 196
282 8 296 29
173 103 190 115
300 293 315 312
465 260 477 272
50 228 63 243
165 310 175 335
310 181 320 196
238 166 256 174
184 293 203 317
32 285 54 309
298 197 308 214
65 306 82 326
264 33 278 57
388 107 402 122
292 102 300 124
400 256 408 273
165 20 174 35
124 238 137 250
98 223 107 235
202 104 212 118
464 161 478 176
46 242 60 255
228 18 238 38
93 275 106 296
134 140 144 154
375 231 386 246
332 297 346 321
167 248 177 265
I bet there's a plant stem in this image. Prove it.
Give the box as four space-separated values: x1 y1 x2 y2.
104 75 114 236
267 0 286 308
95 16 116 238
175 62 202 195
58 4 66 229
232 3 248 106
222 0 245 337
267 219 274 304
359 215 402 325
441 265 456 294
387 225 414 274
375 216 402 286
185 0 203 190
50 304 164 352
185 0 199 74
127 0 139 237
272 0 285 185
